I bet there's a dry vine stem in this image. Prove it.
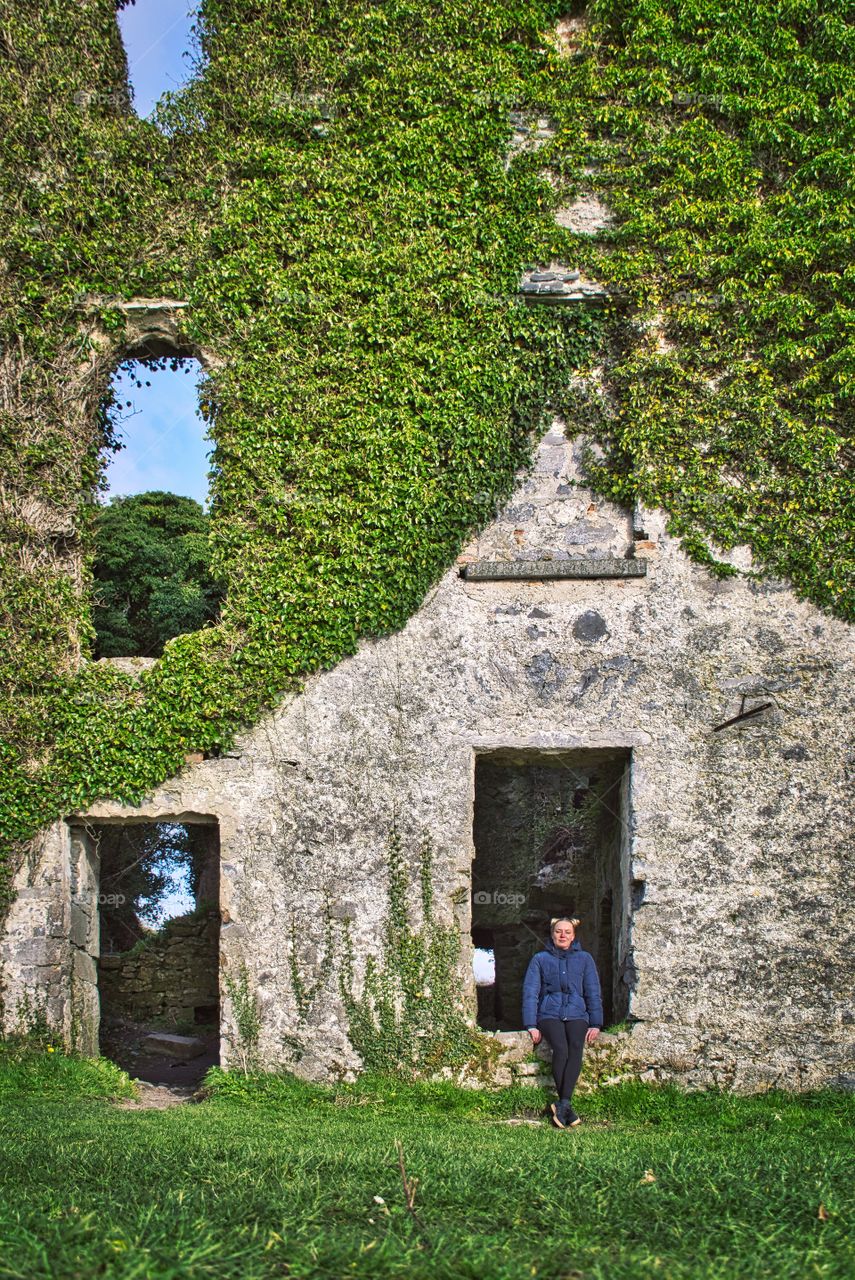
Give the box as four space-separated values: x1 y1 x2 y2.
394 1137 431 1248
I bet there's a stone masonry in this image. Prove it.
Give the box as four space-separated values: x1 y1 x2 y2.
2 420 853 1092
98 908 219 1028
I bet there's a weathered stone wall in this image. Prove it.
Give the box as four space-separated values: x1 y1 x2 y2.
0 822 101 1054
98 908 219 1027
3 421 853 1091
68 825 101 1052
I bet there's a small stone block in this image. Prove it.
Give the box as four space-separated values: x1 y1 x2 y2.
140 1033 207 1060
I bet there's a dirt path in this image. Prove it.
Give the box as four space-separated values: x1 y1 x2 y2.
115 1082 200 1110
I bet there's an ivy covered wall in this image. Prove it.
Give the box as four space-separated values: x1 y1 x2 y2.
1 0 851 934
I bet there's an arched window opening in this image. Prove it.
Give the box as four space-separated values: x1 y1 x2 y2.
93 354 223 660
116 0 201 121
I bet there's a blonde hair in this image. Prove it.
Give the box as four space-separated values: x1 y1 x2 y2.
550 916 580 929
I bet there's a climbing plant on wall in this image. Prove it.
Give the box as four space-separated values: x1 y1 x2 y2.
0 0 852 948
337 833 499 1080
0 0 598 928
543 0 854 604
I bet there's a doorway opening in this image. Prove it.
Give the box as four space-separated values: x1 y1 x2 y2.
68 818 220 1085
471 748 631 1031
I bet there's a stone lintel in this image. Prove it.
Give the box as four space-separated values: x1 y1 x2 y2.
519 286 608 306
469 732 652 752
67 807 218 825
461 557 646 581
75 295 190 313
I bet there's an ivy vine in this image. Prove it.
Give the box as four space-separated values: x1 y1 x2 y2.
0 0 851 947
337 833 500 1081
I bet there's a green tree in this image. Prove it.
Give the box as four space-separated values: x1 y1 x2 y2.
92 491 224 658
96 821 214 952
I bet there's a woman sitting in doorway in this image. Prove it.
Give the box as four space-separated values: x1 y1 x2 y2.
521 915 603 1128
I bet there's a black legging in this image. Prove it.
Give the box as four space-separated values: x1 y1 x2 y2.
538 1018 588 1100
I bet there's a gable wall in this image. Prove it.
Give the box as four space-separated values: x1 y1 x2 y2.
4 421 853 1089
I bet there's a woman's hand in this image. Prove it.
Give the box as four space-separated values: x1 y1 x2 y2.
585 1027 600 1045
528 1028 542 1045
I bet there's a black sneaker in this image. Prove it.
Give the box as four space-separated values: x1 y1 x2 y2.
565 1106 581 1127
550 1101 569 1129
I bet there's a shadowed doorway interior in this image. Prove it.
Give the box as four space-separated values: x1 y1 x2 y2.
471 749 632 1031
73 818 221 1086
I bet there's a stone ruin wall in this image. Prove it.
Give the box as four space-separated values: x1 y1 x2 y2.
98 909 219 1029
2 422 854 1093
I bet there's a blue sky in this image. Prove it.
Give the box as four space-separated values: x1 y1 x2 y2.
102 361 212 508
117 1 200 118
473 948 494 984
151 860 195 926
103 7 209 509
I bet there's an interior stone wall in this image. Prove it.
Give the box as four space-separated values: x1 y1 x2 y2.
98 908 219 1028
67 825 101 1055
3 421 853 1092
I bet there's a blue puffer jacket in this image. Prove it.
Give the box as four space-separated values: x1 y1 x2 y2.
521 938 604 1029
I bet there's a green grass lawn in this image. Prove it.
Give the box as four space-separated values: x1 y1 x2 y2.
0 1048 851 1280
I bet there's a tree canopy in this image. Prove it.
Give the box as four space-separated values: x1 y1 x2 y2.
96 821 214 953
92 491 224 658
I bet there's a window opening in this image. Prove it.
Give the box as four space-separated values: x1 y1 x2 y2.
116 1 201 121
93 355 223 658
101 356 210 507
